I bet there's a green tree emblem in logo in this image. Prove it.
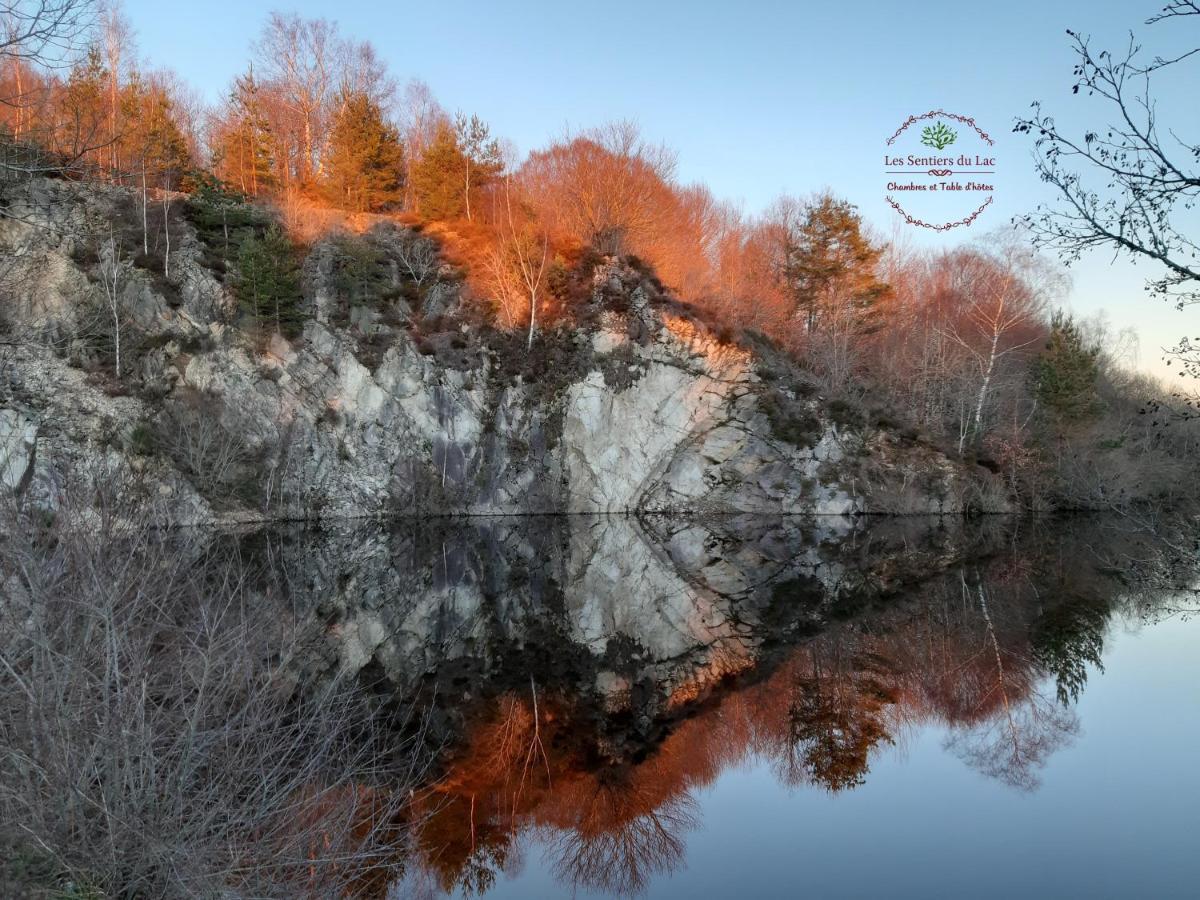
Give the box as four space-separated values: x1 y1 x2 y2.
920 121 957 150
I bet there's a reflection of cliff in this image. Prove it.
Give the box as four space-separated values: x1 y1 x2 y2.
267 515 990 745
250 516 1171 898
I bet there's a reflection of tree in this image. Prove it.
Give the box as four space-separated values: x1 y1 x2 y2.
449 840 508 896
944 574 1080 791
412 684 701 898
414 683 553 896
1031 598 1107 703
545 789 698 896
416 791 514 896
776 640 897 792
945 695 1078 792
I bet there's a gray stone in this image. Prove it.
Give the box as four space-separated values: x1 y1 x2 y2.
0 409 36 491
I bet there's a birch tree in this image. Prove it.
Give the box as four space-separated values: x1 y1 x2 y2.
487 176 549 346
453 111 501 222
123 76 188 260
938 243 1052 453
99 0 132 172
98 227 123 377
252 13 337 185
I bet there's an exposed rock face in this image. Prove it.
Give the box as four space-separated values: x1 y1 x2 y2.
0 178 1006 523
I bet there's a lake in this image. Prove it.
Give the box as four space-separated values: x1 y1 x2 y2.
248 514 1199 899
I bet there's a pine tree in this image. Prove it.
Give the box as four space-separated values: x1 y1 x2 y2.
410 121 468 220
186 173 265 259
57 48 109 163
784 194 889 335
324 90 405 213
120 75 192 187
235 225 304 336
213 70 275 197
1034 312 1102 424
142 93 191 184
453 112 503 221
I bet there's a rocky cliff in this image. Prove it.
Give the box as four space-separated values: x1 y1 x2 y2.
0 177 1006 523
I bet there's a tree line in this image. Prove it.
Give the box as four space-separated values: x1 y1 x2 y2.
2 0 1198 510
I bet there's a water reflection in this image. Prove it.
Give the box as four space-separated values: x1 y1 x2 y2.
246 514 1196 898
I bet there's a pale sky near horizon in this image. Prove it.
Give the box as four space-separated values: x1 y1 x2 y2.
122 0 1198 384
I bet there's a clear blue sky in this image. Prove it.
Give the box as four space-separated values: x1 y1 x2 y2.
123 0 1197 381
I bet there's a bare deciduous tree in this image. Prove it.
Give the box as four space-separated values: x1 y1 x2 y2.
937 241 1054 453
398 78 446 210
1015 5 1200 368
0 467 433 897
99 0 132 171
252 12 338 185
487 176 549 346
1 0 99 179
0 0 96 68
97 224 123 376
522 120 677 256
386 227 439 288
152 390 257 500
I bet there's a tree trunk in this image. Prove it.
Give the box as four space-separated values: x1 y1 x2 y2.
163 188 171 281
970 329 1000 449
527 290 536 350
141 161 149 255
104 236 121 379
303 114 314 183
464 157 472 222
12 61 23 138
111 296 121 379
110 78 118 173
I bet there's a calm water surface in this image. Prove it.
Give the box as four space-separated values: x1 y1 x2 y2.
468 610 1199 900
259 515 1199 899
